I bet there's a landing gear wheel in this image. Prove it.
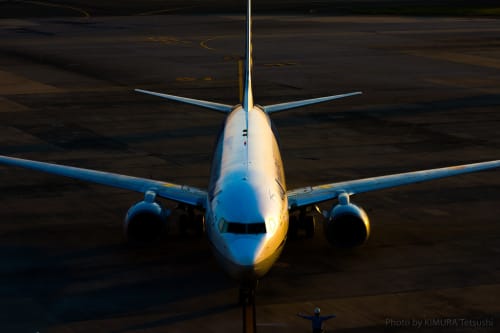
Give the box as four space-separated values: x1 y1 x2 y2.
239 282 257 333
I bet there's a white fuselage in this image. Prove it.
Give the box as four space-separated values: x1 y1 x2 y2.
205 105 289 281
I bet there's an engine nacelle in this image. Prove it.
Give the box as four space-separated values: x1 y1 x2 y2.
324 193 370 248
124 191 169 243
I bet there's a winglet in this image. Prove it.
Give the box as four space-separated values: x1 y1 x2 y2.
263 91 362 114
135 88 233 113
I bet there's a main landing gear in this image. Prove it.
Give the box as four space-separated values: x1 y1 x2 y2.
177 204 205 236
288 206 318 239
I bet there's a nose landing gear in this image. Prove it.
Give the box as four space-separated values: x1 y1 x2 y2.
240 281 257 333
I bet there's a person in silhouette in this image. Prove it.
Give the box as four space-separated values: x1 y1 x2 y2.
297 307 336 333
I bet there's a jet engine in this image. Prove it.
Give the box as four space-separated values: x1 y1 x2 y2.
324 193 370 248
124 191 170 243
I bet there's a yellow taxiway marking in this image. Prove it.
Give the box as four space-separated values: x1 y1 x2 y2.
176 77 213 82
263 62 298 67
137 6 196 16
199 35 234 51
200 37 219 51
20 0 90 18
0 70 61 95
176 77 196 82
147 36 191 46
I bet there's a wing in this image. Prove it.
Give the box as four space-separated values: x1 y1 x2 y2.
0 155 207 208
287 160 500 209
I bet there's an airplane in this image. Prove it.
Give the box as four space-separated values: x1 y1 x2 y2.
0 0 499 302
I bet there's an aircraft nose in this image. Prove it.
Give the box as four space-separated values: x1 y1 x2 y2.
229 237 264 266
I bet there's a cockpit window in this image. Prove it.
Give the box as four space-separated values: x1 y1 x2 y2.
227 222 247 234
219 218 266 234
247 223 267 234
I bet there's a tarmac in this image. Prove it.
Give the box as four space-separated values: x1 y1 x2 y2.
0 12 499 333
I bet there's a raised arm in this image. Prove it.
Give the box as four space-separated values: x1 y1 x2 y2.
297 313 313 320
322 314 336 320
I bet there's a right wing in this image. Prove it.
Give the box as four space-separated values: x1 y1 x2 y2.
287 160 500 209
0 155 207 208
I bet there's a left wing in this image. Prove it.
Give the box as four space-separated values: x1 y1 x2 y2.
287 160 500 209
0 155 207 208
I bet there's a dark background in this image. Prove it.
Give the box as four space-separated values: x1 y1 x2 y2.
1 0 500 17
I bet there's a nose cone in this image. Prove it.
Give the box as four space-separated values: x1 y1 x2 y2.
217 235 279 281
229 236 265 267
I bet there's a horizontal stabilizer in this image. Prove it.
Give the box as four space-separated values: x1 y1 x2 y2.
135 89 233 113
263 91 362 114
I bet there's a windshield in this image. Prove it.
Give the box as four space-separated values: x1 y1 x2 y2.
219 219 267 234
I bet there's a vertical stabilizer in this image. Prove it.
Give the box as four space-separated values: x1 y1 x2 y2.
243 0 254 111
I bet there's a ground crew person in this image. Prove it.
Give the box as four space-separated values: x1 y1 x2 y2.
297 307 336 333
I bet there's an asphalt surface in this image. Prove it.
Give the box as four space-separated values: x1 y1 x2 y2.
1 1 499 17
0 13 499 333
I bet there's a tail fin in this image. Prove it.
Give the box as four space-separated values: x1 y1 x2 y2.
133 0 254 114
244 0 361 114
243 0 254 111
135 0 361 114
